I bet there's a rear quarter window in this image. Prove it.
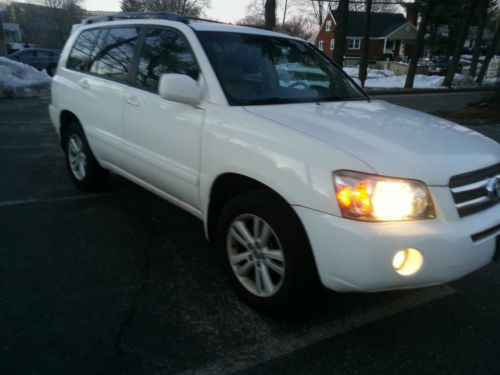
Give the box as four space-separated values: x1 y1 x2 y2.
67 29 100 72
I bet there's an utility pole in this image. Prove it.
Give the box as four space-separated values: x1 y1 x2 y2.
405 0 433 88
333 0 350 67
359 0 372 87
265 0 277 30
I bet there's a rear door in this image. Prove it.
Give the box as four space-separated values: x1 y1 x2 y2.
64 26 141 166
122 26 204 209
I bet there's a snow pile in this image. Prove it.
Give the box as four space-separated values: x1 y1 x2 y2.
343 67 491 89
0 57 52 99
343 67 394 79
364 74 446 89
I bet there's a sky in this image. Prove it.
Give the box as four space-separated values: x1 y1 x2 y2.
83 0 252 23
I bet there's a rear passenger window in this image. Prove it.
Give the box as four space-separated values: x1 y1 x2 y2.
136 28 199 92
67 29 100 72
89 27 140 82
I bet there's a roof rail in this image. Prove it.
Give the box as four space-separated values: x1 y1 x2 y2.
82 12 190 25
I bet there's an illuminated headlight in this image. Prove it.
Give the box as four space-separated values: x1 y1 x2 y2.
334 171 435 221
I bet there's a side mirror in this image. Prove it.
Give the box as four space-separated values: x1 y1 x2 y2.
158 73 202 106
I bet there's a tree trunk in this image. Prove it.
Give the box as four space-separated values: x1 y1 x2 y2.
359 0 372 87
405 0 433 88
0 14 7 56
476 18 500 84
282 0 288 28
429 23 437 55
442 0 480 87
333 0 350 67
265 0 277 30
470 0 489 78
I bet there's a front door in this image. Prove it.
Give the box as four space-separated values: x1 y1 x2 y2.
122 27 204 209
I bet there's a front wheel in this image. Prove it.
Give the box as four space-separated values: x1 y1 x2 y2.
218 190 318 314
63 123 108 191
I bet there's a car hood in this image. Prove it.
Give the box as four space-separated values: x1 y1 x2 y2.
244 100 500 185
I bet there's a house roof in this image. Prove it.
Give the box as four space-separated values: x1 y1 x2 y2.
330 9 408 38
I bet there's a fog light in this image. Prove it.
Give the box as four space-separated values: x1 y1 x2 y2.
392 248 423 276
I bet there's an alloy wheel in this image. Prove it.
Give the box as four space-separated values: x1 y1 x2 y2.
226 214 286 297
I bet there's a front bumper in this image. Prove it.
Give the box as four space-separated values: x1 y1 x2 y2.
294 199 499 293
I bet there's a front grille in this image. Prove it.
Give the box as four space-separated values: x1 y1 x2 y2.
450 163 500 217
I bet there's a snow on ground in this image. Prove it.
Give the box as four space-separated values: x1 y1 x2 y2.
0 57 52 99
366 74 446 89
344 67 497 89
343 67 394 79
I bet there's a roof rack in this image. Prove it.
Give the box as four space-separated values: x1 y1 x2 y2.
83 12 190 25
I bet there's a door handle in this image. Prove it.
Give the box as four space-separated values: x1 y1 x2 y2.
125 95 141 107
79 78 90 89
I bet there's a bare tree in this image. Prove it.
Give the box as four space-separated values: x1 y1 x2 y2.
442 0 480 87
120 0 210 17
359 0 372 87
40 0 84 46
282 0 288 27
279 14 315 39
305 0 329 27
0 5 7 56
265 0 277 29
470 0 489 77
405 0 434 88
476 17 500 84
238 0 265 26
333 0 349 67
348 0 399 12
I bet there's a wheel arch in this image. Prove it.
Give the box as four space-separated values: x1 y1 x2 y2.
206 173 303 244
206 172 322 293
59 110 81 149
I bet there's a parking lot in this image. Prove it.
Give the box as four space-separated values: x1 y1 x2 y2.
1 96 499 374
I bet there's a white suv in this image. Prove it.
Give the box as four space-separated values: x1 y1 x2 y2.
50 13 500 312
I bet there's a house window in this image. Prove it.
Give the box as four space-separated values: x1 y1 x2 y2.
386 40 395 50
318 40 324 50
330 39 335 50
348 39 361 50
325 20 332 31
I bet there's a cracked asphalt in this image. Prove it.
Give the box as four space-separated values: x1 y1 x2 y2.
1 96 499 374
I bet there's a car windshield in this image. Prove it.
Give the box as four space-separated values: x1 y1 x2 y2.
197 31 366 106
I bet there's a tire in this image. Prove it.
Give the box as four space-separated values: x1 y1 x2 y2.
217 189 318 314
63 122 109 191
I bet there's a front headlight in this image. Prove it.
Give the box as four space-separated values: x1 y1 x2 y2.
334 171 435 221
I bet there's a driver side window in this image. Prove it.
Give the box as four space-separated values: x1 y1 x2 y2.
135 27 199 92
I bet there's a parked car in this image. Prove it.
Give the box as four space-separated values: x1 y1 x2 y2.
427 58 463 75
8 48 61 76
49 13 500 313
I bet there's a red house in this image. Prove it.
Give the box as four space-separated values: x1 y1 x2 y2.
315 9 418 61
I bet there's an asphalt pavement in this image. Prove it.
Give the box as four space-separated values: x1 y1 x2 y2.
1 95 499 374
